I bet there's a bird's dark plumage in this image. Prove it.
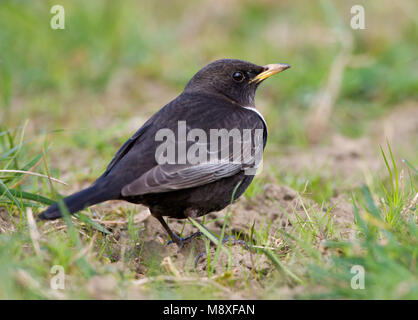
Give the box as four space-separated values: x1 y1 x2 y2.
38 59 290 245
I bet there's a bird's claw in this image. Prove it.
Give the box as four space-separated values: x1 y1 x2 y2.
194 235 249 267
166 231 202 249
221 235 249 250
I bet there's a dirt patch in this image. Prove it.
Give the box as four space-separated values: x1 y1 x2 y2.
87 182 354 281
271 102 418 187
274 133 379 182
0 208 15 233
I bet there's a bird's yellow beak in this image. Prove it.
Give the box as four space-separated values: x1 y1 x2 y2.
249 63 291 84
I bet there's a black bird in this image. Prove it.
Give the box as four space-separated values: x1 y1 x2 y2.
38 59 290 246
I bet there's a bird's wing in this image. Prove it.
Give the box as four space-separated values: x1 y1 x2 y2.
101 123 152 177
121 161 241 196
121 126 263 196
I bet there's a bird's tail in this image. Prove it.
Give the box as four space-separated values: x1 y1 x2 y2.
37 185 115 220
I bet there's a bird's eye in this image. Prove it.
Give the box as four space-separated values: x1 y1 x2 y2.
232 71 244 83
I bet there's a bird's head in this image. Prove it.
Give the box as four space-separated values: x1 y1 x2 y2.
184 59 290 106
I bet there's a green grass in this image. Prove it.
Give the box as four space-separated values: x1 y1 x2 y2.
1 126 416 299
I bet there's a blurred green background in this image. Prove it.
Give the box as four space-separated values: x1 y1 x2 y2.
1 1 416 168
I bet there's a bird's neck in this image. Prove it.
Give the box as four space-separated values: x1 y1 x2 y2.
185 88 255 109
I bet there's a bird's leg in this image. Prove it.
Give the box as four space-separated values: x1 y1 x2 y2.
155 216 201 249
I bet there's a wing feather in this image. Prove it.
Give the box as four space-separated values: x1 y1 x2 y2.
121 107 267 196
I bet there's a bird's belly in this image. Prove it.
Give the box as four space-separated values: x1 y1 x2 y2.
125 172 254 219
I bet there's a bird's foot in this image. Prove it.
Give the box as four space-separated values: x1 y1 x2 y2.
166 231 202 250
194 235 249 267
221 234 249 249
